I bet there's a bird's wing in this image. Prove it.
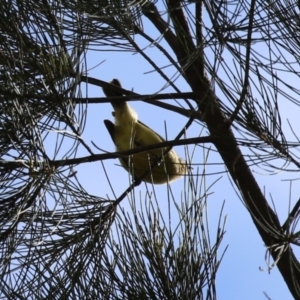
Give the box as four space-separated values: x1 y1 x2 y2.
136 119 166 143
133 119 169 161
104 119 131 170
104 120 116 144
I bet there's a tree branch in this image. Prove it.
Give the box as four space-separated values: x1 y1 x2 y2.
143 1 300 298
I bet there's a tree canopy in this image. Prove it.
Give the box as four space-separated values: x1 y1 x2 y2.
0 0 300 299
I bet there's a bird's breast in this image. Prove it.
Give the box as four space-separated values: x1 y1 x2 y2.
113 123 137 151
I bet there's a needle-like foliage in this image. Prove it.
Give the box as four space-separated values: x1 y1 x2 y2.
1 0 300 299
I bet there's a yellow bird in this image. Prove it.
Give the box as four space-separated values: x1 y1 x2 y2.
102 79 186 184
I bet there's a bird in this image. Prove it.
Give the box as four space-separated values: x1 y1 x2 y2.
102 78 186 184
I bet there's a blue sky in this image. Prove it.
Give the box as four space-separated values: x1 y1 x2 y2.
74 65 297 299
65 5 300 299
2 2 300 299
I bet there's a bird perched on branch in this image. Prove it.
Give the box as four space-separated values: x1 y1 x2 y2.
102 79 186 184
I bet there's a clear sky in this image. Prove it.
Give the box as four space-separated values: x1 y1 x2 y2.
68 6 300 299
